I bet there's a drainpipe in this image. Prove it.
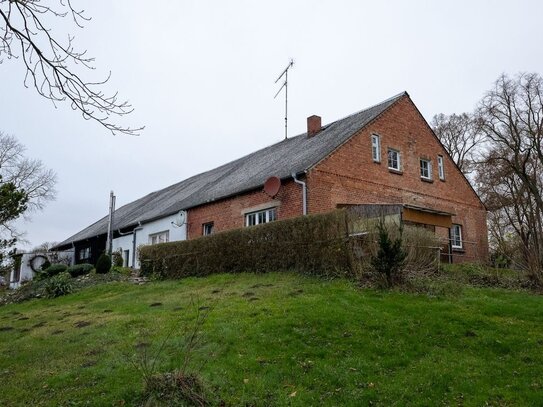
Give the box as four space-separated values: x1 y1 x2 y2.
292 172 307 215
132 223 143 268
117 222 143 268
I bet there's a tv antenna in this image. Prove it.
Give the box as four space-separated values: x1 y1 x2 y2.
274 59 294 139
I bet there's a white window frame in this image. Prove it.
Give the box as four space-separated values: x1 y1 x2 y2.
371 134 381 162
451 224 463 249
387 148 401 171
79 247 91 260
437 155 445 180
148 230 169 245
420 158 432 180
202 222 214 236
245 207 277 227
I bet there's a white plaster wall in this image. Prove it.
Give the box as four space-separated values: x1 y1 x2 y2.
112 234 133 266
9 250 74 289
112 213 187 269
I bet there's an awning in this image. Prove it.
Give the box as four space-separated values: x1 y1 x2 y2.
402 204 454 228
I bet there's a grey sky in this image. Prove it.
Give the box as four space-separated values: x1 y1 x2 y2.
1 0 542 249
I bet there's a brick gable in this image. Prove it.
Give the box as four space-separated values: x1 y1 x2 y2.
307 95 488 262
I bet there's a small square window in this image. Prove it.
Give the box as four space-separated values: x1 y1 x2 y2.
420 159 432 180
203 222 214 236
387 148 401 171
437 155 445 180
451 224 463 249
371 134 381 162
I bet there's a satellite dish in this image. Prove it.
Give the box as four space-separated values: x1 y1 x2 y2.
264 176 281 197
172 210 187 227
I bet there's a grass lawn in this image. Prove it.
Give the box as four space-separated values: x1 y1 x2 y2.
0 272 542 406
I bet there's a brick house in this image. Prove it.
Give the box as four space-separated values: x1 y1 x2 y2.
54 92 488 266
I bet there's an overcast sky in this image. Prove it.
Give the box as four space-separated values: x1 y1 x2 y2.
2 0 542 249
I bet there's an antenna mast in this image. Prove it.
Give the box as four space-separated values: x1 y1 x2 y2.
274 59 294 139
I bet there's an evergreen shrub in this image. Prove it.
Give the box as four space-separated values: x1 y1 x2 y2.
44 263 68 277
67 263 94 277
139 210 352 279
112 250 124 267
95 253 112 274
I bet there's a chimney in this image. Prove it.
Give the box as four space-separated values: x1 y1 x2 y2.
307 115 322 137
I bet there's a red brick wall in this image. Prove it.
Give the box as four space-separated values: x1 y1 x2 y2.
307 96 489 262
187 179 303 239
186 95 488 262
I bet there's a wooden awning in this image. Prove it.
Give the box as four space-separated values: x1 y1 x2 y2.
402 205 454 228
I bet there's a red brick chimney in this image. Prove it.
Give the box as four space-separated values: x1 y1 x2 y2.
307 115 322 137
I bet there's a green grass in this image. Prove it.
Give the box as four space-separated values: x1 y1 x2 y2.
0 272 542 406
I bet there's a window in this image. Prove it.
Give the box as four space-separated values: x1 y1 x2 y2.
420 158 432 180
203 222 214 236
387 148 401 171
149 230 169 245
371 134 381 162
437 155 445 180
79 247 91 260
451 224 463 249
245 207 277 227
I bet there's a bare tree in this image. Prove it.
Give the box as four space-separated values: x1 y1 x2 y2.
0 132 56 251
0 0 142 135
0 132 56 213
431 112 483 174
476 72 543 283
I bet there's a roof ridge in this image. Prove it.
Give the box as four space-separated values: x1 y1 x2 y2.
54 92 410 248
321 91 408 129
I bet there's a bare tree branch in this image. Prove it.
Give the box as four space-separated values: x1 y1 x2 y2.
0 0 143 136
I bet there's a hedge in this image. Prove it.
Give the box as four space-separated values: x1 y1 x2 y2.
67 263 94 277
139 210 353 279
43 263 68 277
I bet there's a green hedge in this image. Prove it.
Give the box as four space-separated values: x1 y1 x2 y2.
67 263 94 277
139 210 353 279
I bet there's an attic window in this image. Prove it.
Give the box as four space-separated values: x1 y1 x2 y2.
437 155 445 180
420 159 432 180
387 148 401 171
371 134 381 162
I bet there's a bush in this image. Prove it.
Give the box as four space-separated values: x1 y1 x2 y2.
44 272 73 298
112 250 124 267
67 263 94 277
95 253 112 274
402 225 443 276
140 210 352 279
370 219 406 287
143 371 208 406
44 263 68 277
111 266 133 276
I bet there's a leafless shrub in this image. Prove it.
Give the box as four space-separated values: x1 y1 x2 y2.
133 299 212 406
401 226 443 277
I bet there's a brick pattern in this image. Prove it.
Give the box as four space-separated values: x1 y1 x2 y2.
187 95 488 263
187 179 303 239
307 96 488 262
